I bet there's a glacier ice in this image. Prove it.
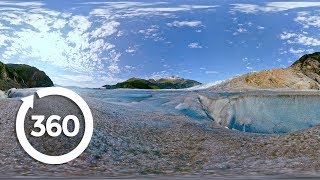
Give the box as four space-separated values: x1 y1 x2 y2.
7 87 320 134
200 93 320 133
6 88 41 98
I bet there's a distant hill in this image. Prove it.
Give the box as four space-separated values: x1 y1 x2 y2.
213 52 320 91
0 62 53 91
103 77 201 89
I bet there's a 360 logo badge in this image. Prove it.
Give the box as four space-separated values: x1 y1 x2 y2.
15 87 93 165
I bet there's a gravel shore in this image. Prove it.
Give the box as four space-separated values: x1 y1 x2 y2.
1 89 320 178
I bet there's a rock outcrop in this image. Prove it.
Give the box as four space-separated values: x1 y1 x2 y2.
213 52 320 91
0 62 53 91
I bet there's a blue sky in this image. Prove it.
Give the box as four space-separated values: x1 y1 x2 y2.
0 0 320 87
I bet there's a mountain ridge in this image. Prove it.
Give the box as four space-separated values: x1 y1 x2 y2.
103 77 201 89
0 62 53 91
211 52 320 91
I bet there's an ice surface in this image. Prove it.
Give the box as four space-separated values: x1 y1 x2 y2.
0 90 6 98
8 87 320 134
200 93 320 133
6 88 40 98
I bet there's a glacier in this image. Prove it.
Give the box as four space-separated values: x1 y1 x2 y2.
7 87 320 134
199 91 320 133
76 88 320 134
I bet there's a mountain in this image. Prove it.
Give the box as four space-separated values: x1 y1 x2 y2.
0 62 53 91
103 77 201 89
212 52 320 91
105 78 160 89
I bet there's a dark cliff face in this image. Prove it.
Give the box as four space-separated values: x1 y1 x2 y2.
290 52 320 84
0 63 53 91
0 62 22 90
103 77 201 89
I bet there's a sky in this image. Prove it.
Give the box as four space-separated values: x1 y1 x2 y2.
0 0 320 87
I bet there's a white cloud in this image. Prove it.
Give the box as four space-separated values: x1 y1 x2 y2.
205 71 218 74
89 8 112 18
280 32 320 46
89 3 217 18
108 64 120 74
80 1 168 7
0 22 9 30
295 12 320 28
289 47 314 56
188 42 202 49
267 2 320 11
237 27 247 33
167 20 202 27
107 50 121 74
30 8 61 17
293 36 320 46
257 26 265 30
289 48 304 54
0 1 218 87
231 2 320 14
280 32 297 40
232 23 248 36
139 26 158 34
179 5 218 9
126 48 136 53
136 7 191 12
52 19 67 29
0 34 8 46
0 1 44 7
81 1 217 12
124 65 135 69
138 25 164 41
231 4 260 14
69 15 92 32
0 2 124 87
91 21 120 38
133 5 216 15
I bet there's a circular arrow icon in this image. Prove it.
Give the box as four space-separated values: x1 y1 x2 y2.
16 87 93 165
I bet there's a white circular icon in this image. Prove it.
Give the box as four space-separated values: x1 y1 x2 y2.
15 87 93 165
